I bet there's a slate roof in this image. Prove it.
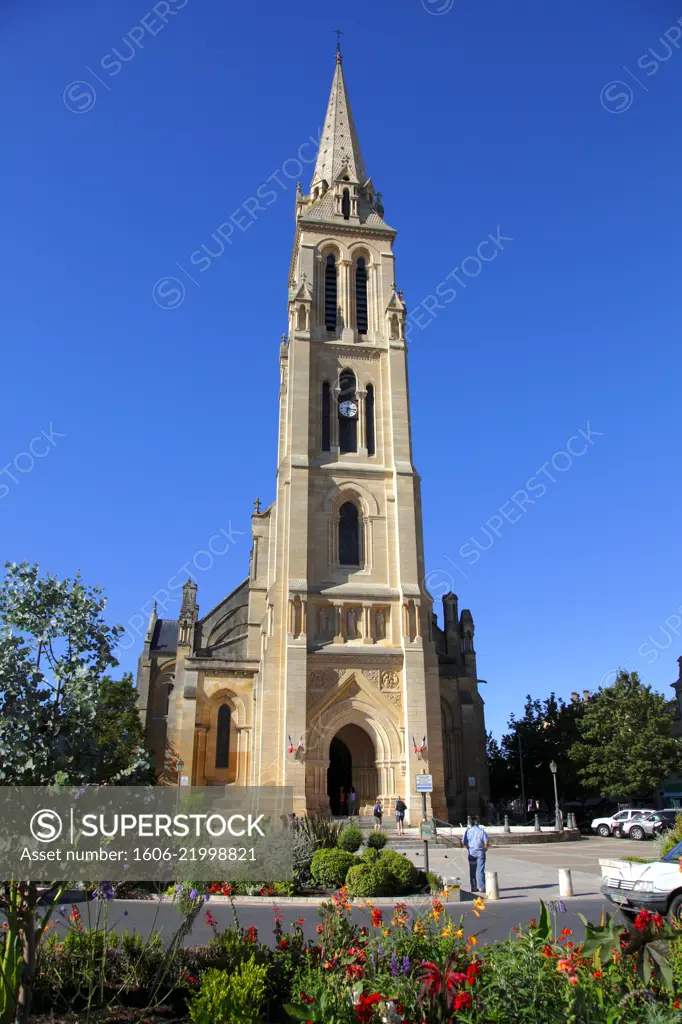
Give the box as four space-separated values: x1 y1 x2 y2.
151 618 178 653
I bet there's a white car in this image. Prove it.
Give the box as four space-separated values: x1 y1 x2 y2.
591 808 655 837
600 840 682 922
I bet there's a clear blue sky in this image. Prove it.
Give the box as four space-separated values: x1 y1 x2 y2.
2 0 681 739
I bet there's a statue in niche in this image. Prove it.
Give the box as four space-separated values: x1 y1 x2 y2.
375 609 386 640
346 607 360 640
318 606 332 639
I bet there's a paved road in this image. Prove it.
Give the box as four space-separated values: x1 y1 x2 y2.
47 894 623 948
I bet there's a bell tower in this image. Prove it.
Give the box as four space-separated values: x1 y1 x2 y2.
250 50 451 821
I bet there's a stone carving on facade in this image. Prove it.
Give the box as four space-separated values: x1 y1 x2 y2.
374 609 387 640
380 670 399 691
363 669 379 687
346 607 360 640
317 606 333 640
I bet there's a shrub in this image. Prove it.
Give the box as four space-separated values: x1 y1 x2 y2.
338 826 363 852
345 861 394 898
379 849 419 894
426 870 444 894
361 847 379 863
366 831 387 850
291 827 317 889
311 848 357 888
298 816 343 849
657 812 682 857
188 957 267 1024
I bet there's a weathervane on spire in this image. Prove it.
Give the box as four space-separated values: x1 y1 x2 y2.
335 28 343 59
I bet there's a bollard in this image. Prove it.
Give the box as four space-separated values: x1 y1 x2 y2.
534 814 541 832
504 815 511 833
485 870 499 901
567 813 574 830
444 876 461 903
559 868 574 897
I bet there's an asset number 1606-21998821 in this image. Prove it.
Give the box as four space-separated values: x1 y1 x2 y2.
132 847 257 862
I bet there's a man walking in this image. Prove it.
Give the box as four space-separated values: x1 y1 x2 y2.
461 817 489 893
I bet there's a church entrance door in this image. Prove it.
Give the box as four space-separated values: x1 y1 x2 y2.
327 724 378 816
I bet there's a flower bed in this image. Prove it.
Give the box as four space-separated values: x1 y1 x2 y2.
10 888 682 1023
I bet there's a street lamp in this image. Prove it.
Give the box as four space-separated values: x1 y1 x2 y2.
175 758 184 806
549 760 562 831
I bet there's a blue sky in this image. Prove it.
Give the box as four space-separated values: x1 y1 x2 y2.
2 0 681 738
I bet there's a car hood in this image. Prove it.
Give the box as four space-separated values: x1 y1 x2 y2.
599 858 682 889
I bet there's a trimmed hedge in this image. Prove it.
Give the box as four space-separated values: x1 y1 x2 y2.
345 861 394 898
379 849 418 894
311 848 357 888
337 826 363 853
366 831 387 850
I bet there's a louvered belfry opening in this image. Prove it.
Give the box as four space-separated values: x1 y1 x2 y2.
322 381 331 451
356 257 368 335
366 384 375 456
325 254 337 332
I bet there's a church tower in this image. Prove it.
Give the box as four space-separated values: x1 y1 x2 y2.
137 52 489 823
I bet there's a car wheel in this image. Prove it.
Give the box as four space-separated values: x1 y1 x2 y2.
597 825 611 837
629 826 645 841
668 894 682 926
614 826 624 837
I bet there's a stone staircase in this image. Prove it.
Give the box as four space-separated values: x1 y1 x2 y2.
335 815 460 851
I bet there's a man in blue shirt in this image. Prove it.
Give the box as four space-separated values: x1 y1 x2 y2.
461 819 489 893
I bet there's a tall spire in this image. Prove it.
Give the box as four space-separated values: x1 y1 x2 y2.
311 52 367 191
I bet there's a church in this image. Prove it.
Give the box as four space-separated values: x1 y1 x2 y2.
137 51 489 823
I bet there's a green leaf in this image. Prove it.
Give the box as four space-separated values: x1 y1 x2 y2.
536 899 551 941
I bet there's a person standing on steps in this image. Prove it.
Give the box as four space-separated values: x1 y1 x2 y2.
461 817 489 893
394 796 407 836
348 786 356 816
373 799 383 831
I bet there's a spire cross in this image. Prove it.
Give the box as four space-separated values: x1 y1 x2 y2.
335 28 343 55
254 497 261 514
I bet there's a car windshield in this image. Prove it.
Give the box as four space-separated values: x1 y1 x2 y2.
662 840 682 862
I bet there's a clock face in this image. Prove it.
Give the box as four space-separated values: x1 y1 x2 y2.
339 401 358 418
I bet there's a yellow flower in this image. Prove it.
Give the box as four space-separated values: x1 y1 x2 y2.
442 926 453 938
455 928 464 939
468 935 478 946
473 897 486 912
382 928 391 937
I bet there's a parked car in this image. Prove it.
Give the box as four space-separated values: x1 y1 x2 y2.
591 808 655 837
600 839 682 922
620 810 679 841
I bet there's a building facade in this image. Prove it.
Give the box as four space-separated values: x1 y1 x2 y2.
137 53 489 823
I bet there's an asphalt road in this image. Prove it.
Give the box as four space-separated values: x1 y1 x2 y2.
43 894 623 948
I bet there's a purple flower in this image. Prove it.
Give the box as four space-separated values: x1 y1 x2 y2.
557 900 567 914
401 956 411 974
189 889 199 901
378 944 384 959
369 953 375 967
123 910 129 917
175 884 183 893
389 951 399 977
203 894 210 902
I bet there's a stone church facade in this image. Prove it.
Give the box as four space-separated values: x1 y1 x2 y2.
137 53 489 823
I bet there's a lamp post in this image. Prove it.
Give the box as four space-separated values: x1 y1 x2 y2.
550 760 562 831
175 758 184 806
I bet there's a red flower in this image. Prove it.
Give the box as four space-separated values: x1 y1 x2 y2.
295 916 305 926
652 912 664 930
674 999 681 1009
246 925 258 943
454 992 472 1011
279 938 289 949
347 963 364 979
316 924 324 933
300 992 315 1005
356 993 383 1022
592 970 602 979
561 927 572 937
634 909 652 932
371 908 383 927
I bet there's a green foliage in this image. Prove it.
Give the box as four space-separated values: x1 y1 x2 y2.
188 957 268 1024
659 813 682 857
291 827 317 889
345 861 394 897
365 831 387 849
426 870 444 893
297 816 343 849
0 561 152 785
360 846 379 863
378 849 419 894
337 825 363 852
569 671 682 799
310 848 357 888
91 673 156 784
498 693 586 807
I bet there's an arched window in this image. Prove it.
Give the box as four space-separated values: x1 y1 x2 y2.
365 384 375 456
322 381 331 451
215 704 231 769
338 369 357 453
339 502 360 566
342 188 351 220
325 254 337 332
355 258 368 335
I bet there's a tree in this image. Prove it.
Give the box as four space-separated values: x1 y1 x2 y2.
0 561 154 1022
486 732 514 805
496 694 587 809
569 670 682 800
0 560 152 786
